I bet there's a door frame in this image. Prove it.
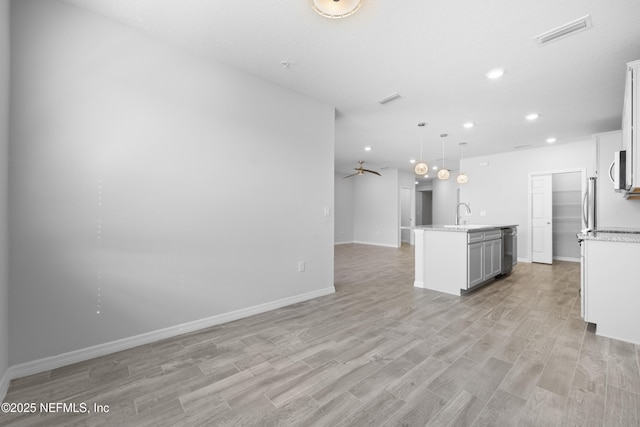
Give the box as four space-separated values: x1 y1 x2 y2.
528 168 586 263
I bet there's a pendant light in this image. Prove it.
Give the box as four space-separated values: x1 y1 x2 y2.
414 122 428 176
457 142 469 184
437 134 450 180
309 0 363 19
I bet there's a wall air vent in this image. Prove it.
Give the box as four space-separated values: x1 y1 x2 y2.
376 92 401 105
533 15 592 46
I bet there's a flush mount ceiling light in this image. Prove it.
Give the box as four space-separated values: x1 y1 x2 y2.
457 142 469 184
546 137 557 143
534 15 592 46
364 146 372 151
376 92 401 105
414 123 429 176
409 159 416 164
486 68 505 79
463 122 475 129
437 134 450 180
309 0 363 19
525 113 539 121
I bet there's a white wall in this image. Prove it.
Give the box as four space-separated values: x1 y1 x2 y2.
0 0 10 399
334 173 354 244
344 169 415 248
460 141 596 261
432 171 460 225
8 0 335 366
353 169 399 247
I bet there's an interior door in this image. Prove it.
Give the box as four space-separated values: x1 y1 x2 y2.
531 174 553 264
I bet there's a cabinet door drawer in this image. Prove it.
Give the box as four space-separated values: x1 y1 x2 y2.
468 242 484 288
468 232 484 243
484 229 502 240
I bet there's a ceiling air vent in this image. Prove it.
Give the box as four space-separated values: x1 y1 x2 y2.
376 92 401 105
533 15 592 46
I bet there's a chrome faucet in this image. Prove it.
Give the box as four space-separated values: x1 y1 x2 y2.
455 202 471 225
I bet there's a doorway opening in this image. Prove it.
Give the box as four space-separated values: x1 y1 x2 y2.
529 169 585 264
415 190 433 226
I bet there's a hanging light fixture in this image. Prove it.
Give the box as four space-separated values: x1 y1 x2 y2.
457 142 469 184
414 123 428 176
437 134 450 180
309 0 363 19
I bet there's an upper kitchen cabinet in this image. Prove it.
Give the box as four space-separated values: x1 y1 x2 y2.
622 60 640 198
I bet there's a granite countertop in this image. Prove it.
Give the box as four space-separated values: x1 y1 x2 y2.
415 224 518 233
578 228 640 243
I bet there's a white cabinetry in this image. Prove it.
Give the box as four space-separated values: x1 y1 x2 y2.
484 238 502 279
582 237 640 344
483 230 503 280
415 226 512 296
467 242 484 288
467 229 502 289
622 60 640 198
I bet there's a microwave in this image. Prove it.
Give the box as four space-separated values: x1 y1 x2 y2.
612 150 627 191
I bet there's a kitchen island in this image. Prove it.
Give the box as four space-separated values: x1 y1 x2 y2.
414 224 517 296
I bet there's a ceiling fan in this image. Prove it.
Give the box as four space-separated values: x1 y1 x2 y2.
343 160 381 178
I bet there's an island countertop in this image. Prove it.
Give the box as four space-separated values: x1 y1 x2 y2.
577 228 640 244
415 224 518 233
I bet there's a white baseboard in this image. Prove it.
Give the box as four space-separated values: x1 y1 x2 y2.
0 367 9 403
2 286 335 395
352 240 400 248
553 256 580 263
334 241 354 245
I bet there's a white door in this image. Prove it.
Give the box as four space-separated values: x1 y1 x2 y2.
531 174 553 264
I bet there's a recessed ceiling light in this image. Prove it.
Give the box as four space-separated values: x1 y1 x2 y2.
525 113 539 121
409 159 416 164
424 175 430 178
463 122 475 129
486 68 505 79
309 0 363 19
414 181 419 185
546 137 557 143
432 165 439 170
364 146 372 151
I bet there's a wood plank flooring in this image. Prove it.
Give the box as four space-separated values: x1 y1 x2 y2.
2 243 640 426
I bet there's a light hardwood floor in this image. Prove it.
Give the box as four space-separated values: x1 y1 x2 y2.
2 243 640 426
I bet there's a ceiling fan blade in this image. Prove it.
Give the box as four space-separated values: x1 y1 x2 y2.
363 169 381 176
343 172 359 178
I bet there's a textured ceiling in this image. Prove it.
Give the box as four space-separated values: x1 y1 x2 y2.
63 0 640 176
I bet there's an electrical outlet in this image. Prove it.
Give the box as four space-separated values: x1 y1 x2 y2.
298 261 305 272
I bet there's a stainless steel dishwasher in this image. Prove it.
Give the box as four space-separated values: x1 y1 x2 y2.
501 227 515 275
